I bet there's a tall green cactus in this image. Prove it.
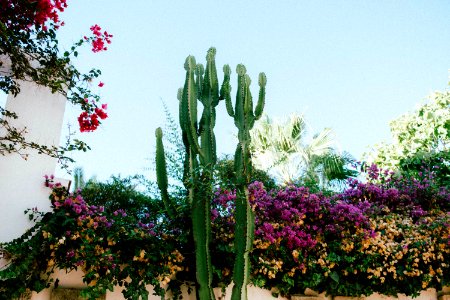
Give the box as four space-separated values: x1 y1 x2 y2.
157 47 225 300
155 48 266 300
223 64 266 300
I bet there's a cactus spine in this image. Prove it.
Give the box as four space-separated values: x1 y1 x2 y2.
224 64 266 300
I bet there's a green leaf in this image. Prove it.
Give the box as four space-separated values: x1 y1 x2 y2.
330 271 339 283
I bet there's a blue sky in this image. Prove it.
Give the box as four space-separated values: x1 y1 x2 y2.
3 1 450 181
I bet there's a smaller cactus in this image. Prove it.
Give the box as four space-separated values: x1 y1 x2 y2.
155 127 175 219
225 64 266 300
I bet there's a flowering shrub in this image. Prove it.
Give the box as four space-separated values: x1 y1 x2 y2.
341 163 450 213
399 150 450 189
211 183 373 296
1 165 449 299
0 178 183 299
210 174 449 297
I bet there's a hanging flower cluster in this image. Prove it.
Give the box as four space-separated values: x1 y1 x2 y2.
2 0 113 136
85 24 113 53
0 0 68 30
78 103 108 132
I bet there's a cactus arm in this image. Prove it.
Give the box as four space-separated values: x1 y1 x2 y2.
196 64 205 101
254 73 266 120
205 48 220 107
220 64 231 97
177 87 183 115
234 64 247 129
221 65 234 117
243 75 253 117
210 109 217 163
200 48 218 107
155 128 176 219
199 47 220 167
182 56 205 158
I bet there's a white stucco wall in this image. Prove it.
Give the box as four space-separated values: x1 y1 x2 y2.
0 79 66 243
30 269 290 300
30 269 445 300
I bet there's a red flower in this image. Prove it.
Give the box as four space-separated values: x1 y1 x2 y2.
89 24 113 52
2 0 68 30
78 110 103 132
98 82 104 87
94 107 108 120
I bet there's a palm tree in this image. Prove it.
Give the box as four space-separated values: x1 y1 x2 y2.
250 113 357 188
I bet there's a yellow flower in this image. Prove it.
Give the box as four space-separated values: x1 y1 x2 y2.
317 258 325 266
47 259 55 267
88 279 97 287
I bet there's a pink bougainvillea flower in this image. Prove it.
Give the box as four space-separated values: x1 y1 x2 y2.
94 107 108 120
78 111 102 132
89 24 113 53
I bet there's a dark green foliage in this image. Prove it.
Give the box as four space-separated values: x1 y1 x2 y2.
214 155 277 191
306 151 359 188
81 175 162 218
0 213 53 300
295 151 359 196
399 150 450 189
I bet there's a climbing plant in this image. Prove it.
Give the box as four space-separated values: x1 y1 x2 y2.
0 0 111 168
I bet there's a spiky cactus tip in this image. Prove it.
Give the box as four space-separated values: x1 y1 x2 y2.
155 127 175 219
